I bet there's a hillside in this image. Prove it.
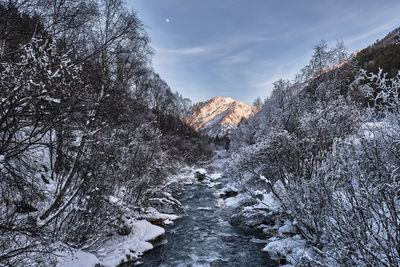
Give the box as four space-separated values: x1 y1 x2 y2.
226 26 400 266
357 27 400 78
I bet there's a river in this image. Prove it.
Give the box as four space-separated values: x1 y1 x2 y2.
134 176 277 266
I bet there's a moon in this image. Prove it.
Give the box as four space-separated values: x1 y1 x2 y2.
166 18 170 23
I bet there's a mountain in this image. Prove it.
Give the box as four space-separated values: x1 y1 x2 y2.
186 96 260 137
356 27 400 78
367 26 400 49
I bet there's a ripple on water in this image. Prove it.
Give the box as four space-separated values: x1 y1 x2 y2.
197 206 213 211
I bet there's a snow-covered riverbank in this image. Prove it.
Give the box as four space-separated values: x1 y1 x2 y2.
58 220 165 266
219 180 313 266
56 167 203 266
57 157 299 267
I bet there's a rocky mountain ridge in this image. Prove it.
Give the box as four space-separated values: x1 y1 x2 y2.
186 96 260 137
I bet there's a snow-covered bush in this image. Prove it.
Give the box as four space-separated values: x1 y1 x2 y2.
228 50 400 265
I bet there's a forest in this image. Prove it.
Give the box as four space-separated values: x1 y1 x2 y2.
227 36 400 266
1 0 400 266
0 0 210 265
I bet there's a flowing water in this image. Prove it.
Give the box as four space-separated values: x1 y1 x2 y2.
134 177 277 267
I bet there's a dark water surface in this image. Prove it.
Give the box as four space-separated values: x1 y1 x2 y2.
134 178 277 267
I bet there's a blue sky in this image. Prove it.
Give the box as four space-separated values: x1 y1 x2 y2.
129 0 400 104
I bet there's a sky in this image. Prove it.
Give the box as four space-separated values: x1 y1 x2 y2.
129 0 400 105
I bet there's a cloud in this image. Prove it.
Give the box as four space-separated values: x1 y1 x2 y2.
153 35 289 104
154 45 213 55
346 18 400 45
154 35 274 57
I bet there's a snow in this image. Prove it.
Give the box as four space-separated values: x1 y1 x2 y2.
277 220 296 236
263 235 307 265
58 220 165 267
224 194 247 207
194 168 207 175
55 165 196 266
220 184 239 195
215 171 308 264
40 96 61 103
58 250 100 267
185 96 259 137
261 192 280 211
109 195 119 204
209 172 223 180
259 174 271 184
0 154 4 168
197 206 213 211
360 121 388 139
137 207 180 223
207 181 222 188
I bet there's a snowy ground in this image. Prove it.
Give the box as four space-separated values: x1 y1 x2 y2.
58 220 164 266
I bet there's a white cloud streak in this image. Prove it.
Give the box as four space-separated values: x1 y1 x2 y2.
346 18 400 45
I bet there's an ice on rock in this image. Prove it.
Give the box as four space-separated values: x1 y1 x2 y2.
263 235 307 265
194 168 207 175
197 206 213 211
209 172 223 180
277 220 296 236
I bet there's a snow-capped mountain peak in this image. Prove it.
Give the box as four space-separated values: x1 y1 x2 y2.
186 96 260 137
